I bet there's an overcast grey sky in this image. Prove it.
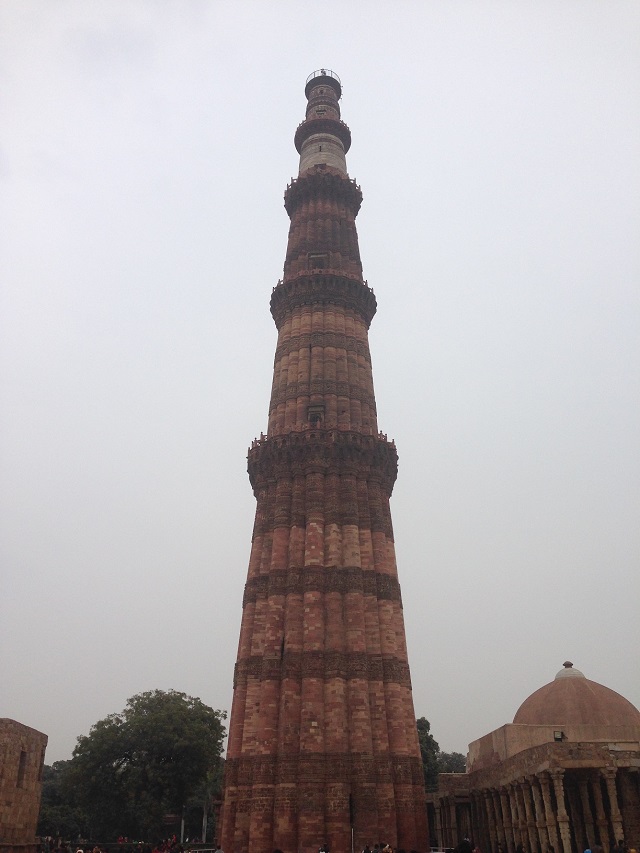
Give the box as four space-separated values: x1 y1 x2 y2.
2 1 639 765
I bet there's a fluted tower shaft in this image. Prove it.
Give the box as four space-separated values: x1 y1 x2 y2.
221 71 427 853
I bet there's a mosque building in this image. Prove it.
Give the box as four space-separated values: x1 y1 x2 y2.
427 663 640 853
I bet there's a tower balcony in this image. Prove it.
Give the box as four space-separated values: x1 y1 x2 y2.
270 271 377 329
284 166 362 215
247 428 398 496
305 68 342 99
294 117 352 155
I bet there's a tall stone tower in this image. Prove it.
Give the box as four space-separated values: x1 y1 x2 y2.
221 70 427 853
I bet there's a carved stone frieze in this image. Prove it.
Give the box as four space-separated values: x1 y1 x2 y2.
274 332 372 363
233 649 411 689
242 566 401 606
297 753 327 783
224 753 421 788
270 379 375 408
251 489 393 539
251 757 277 784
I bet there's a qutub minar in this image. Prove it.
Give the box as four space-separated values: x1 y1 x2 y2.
220 70 427 853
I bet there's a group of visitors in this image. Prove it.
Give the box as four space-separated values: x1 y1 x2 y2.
586 841 637 853
491 839 637 853
40 836 188 853
455 836 482 853
41 838 76 853
313 844 409 853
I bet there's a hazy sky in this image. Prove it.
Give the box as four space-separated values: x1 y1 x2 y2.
2 1 639 765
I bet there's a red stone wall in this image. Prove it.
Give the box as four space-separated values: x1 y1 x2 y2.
0 719 47 853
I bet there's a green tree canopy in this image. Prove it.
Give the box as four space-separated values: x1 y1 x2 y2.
437 750 466 774
38 760 88 839
416 717 440 791
65 690 226 841
416 718 466 791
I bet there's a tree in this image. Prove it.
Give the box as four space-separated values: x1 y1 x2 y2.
37 760 89 839
416 718 466 792
437 751 466 774
65 690 226 841
183 757 225 843
416 717 440 791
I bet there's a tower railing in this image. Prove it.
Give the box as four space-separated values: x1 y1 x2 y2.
305 69 341 87
249 428 395 451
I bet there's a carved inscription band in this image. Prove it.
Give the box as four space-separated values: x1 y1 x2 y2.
270 274 377 329
270 380 376 410
225 753 423 787
251 487 394 539
233 651 411 688
275 332 372 363
242 565 401 605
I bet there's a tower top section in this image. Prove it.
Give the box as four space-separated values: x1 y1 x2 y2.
295 69 351 176
305 68 342 100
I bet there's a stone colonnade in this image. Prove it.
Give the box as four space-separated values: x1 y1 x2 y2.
431 768 640 853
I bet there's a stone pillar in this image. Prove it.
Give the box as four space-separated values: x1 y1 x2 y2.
492 788 508 851
511 782 525 846
567 780 586 852
434 802 443 849
444 796 455 848
481 789 491 849
482 789 493 851
470 791 480 848
460 800 473 844
519 778 539 853
539 773 560 853
449 797 458 847
440 796 447 847
501 787 515 851
602 768 624 845
485 789 498 852
618 768 640 850
590 771 609 853
578 776 596 848
529 775 549 852
549 770 572 853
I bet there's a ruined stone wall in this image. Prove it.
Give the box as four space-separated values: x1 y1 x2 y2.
0 719 48 853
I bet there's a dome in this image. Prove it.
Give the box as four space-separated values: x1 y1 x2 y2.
513 662 640 727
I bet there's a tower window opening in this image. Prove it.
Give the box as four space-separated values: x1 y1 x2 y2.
308 252 328 270
308 404 325 426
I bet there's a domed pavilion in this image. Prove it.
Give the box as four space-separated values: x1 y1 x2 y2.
426 663 640 853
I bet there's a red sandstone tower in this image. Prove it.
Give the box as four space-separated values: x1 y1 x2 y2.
221 71 427 853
